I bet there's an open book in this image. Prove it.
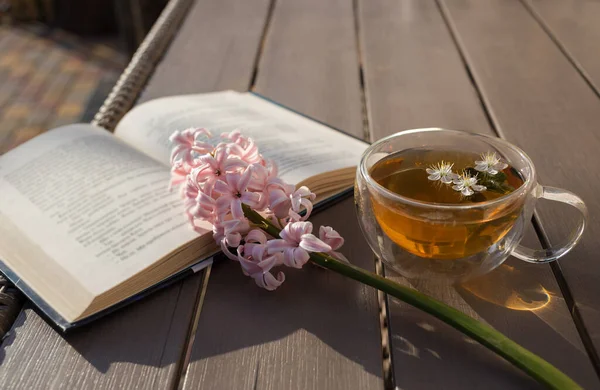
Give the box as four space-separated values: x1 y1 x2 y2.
0 91 368 330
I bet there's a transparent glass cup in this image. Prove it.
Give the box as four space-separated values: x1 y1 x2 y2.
355 128 587 283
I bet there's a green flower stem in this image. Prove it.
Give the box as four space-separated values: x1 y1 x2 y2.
242 205 581 390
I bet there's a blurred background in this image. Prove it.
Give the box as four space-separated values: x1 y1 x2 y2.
0 0 166 153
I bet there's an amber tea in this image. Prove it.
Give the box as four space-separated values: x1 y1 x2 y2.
370 149 525 260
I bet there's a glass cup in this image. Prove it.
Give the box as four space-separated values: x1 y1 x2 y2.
355 128 587 283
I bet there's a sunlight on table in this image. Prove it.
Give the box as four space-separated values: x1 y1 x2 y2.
460 263 587 353
461 264 551 311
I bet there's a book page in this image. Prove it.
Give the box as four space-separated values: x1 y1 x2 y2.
115 91 368 185
0 124 207 294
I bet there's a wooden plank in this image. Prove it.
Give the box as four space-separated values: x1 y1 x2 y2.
140 0 272 101
253 0 364 138
526 0 600 93
441 0 600 360
359 0 491 140
359 0 600 388
0 0 271 388
0 276 201 389
183 1 383 388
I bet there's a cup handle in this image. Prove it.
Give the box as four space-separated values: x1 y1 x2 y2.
512 185 588 264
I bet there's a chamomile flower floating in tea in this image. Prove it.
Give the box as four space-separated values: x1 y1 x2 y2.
451 172 486 196
426 161 458 184
475 151 508 175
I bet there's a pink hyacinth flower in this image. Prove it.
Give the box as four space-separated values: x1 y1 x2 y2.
319 226 343 250
180 177 214 232
191 145 247 196
179 176 217 227
319 226 349 262
230 138 261 164
288 186 316 221
213 218 250 259
268 186 294 219
180 174 199 209
169 127 213 166
249 160 292 210
213 166 261 220
188 192 216 220
221 129 245 144
248 159 278 190
267 222 331 268
235 229 285 291
169 162 190 189
222 130 262 164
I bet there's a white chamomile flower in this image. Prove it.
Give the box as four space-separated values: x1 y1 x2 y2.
452 172 486 197
426 161 458 184
475 152 508 175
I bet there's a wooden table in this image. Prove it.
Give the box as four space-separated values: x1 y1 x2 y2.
2 0 600 388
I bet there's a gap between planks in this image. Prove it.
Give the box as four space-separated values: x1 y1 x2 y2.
352 0 395 386
249 0 277 91
520 0 600 101
531 214 600 377
435 0 600 380
174 265 212 390
352 0 372 142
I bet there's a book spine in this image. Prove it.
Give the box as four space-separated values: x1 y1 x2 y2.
92 0 194 131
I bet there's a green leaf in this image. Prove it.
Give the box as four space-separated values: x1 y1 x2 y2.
492 171 507 183
464 166 514 195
